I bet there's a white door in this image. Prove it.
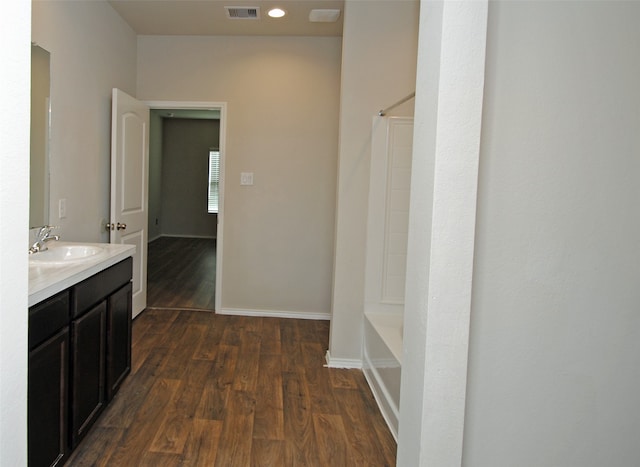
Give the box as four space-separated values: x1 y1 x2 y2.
110 88 149 318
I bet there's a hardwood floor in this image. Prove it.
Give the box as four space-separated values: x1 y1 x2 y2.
69 237 397 465
66 310 397 466
147 237 216 310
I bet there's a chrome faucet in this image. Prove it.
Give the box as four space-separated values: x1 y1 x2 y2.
29 225 60 254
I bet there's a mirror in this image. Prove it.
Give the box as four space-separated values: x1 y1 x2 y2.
30 44 51 227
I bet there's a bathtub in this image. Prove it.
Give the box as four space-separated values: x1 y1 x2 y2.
362 311 403 440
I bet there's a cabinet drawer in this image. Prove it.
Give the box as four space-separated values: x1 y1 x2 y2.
29 290 70 351
72 257 132 318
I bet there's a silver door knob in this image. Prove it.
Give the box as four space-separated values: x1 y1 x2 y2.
116 223 127 231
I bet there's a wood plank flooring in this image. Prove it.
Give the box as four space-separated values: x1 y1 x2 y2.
66 310 397 466
147 237 216 310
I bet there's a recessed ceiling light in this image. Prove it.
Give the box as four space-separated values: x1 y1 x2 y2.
268 7 286 18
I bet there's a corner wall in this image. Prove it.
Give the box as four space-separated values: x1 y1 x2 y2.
329 0 419 363
397 1 488 464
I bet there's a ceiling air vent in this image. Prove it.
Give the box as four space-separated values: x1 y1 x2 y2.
225 6 260 19
309 9 341 23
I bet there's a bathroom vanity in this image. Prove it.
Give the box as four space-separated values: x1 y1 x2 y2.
28 242 135 467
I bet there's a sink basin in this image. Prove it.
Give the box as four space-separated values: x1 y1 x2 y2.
29 244 106 265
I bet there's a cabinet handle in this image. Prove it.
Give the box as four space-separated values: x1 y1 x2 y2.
105 223 115 231
116 223 127 231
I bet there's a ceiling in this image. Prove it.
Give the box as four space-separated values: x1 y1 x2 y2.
108 0 344 36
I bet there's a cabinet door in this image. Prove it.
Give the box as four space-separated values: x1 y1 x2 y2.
28 327 69 467
70 301 106 448
106 282 132 401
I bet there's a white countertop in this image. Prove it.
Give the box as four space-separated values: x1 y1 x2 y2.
28 242 136 307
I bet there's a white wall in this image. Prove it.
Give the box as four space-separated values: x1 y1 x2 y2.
398 1 488 465
0 1 30 464
137 35 341 317
32 0 137 242
464 2 640 465
329 0 419 364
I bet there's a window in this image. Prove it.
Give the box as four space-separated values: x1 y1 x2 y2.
208 149 220 213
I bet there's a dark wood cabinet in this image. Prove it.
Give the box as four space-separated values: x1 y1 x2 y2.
28 326 69 467
106 282 132 401
28 256 133 466
70 301 106 448
69 257 132 449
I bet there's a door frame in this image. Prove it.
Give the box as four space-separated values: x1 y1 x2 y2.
144 100 227 313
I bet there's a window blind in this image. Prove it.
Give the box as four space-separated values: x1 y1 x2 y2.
208 150 220 213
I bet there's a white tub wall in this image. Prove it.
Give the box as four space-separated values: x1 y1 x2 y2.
364 311 404 365
364 116 414 316
361 115 413 440
363 314 402 439
365 127 410 404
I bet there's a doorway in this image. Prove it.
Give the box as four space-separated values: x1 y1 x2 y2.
147 236 216 309
145 101 226 312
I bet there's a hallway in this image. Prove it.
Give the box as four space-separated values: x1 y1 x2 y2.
147 237 216 310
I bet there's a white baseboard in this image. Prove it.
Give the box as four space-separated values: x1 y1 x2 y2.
218 307 330 321
158 234 217 240
324 350 362 369
148 234 162 243
363 358 399 441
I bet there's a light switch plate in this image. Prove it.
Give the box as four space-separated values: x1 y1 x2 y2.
240 172 254 185
58 198 67 218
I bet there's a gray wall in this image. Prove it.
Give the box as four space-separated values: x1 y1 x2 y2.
148 110 163 241
159 118 219 238
29 45 50 227
32 0 137 242
137 35 341 316
464 2 640 465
